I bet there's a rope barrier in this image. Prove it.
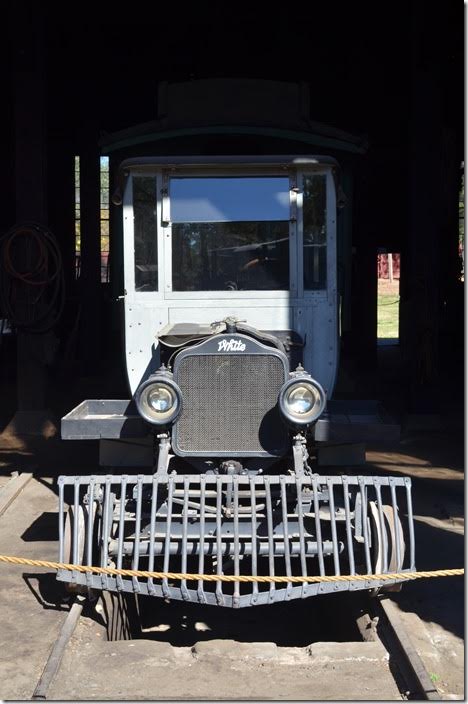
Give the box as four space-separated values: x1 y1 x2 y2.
0 554 463 584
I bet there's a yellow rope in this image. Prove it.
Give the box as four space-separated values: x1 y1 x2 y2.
0 554 463 584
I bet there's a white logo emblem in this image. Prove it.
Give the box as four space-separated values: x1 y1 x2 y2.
218 338 246 352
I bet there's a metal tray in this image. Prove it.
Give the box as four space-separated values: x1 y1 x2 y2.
61 400 147 440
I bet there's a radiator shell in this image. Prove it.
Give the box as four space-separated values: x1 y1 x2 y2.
172 334 289 457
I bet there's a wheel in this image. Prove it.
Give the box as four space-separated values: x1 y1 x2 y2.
63 502 97 594
369 501 405 594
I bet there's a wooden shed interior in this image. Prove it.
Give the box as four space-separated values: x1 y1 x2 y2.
1 2 463 434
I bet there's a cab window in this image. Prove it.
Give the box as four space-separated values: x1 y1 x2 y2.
170 177 290 291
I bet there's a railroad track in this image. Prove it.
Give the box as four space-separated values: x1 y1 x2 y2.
358 595 441 700
30 588 442 700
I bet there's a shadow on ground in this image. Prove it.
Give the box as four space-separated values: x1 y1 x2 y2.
135 591 364 647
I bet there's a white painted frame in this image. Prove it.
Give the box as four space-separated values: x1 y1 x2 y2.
296 167 337 301
122 158 339 397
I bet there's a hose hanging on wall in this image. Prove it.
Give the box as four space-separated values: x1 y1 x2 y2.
0 222 65 334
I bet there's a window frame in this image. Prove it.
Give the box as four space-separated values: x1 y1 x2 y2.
123 164 336 302
297 168 336 300
124 171 165 301
162 168 297 301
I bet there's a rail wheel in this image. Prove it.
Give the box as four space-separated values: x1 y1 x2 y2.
63 502 97 594
369 501 405 594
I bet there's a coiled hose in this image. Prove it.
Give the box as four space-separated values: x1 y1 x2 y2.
0 222 65 334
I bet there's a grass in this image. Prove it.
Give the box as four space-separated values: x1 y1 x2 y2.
377 294 399 338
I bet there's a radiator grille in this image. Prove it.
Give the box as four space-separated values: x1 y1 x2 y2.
174 353 287 456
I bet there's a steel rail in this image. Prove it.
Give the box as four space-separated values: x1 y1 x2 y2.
375 596 441 701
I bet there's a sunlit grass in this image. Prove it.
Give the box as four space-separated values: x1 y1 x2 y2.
378 294 399 338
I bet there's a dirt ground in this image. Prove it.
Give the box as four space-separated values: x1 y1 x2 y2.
378 278 400 296
367 438 464 698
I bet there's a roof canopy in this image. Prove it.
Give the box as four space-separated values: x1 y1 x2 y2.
100 79 368 155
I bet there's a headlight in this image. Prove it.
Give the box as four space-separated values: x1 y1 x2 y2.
147 386 174 413
135 371 182 425
278 375 326 426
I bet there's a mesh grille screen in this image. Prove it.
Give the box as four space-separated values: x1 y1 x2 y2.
174 354 287 455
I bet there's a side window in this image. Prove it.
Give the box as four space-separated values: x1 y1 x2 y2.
303 175 327 290
134 176 158 291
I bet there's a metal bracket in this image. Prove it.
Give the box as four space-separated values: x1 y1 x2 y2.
292 433 309 476
354 491 364 543
154 433 171 474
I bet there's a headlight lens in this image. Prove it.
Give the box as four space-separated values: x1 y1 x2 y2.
286 385 315 415
148 386 174 413
278 376 326 426
135 376 182 425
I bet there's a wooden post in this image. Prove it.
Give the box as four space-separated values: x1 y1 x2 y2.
48 142 76 293
7 4 56 435
388 253 393 283
400 0 445 404
349 160 377 378
78 134 102 370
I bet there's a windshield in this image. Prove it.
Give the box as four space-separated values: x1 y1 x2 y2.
170 177 290 291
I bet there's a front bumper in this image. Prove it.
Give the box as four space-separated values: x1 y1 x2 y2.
57 473 415 608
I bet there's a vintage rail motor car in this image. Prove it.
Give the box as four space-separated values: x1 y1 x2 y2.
58 155 415 607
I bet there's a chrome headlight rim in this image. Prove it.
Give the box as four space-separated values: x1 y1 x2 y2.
278 376 326 426
135 375 182 425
